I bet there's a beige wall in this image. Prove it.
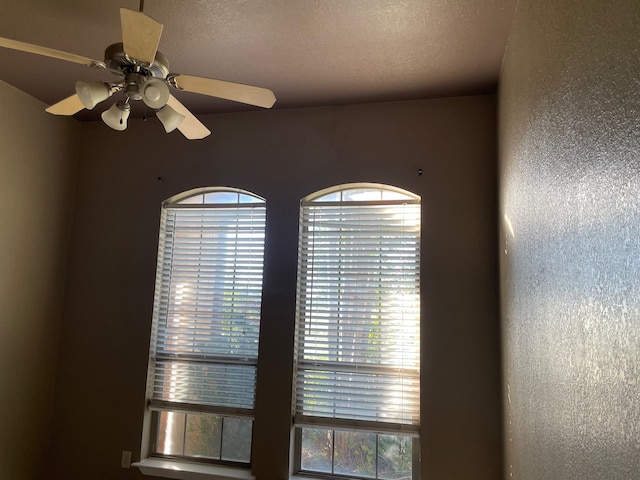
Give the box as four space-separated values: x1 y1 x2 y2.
0 81 78 480
499 1 640 478
48 95 502 479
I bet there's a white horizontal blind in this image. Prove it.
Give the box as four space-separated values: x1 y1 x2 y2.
148 189 266 415
294 185 421 434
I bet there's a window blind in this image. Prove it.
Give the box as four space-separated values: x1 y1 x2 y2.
294 187 421 434
148 192 266 416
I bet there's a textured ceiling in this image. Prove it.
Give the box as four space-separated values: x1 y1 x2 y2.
0 0 516 120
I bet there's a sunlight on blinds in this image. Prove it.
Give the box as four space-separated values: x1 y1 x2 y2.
148 188 266 415
294 184 420 434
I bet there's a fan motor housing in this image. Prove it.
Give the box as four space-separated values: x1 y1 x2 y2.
104 43 170 79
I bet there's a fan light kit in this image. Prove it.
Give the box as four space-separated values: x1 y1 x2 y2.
0 2 276 139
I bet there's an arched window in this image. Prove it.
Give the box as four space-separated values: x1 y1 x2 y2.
293 183 421 479
144 187 266 465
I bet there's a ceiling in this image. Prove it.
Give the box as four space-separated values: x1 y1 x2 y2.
0 0 516 121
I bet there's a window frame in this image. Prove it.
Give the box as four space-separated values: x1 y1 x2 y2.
141 186 267 470
292 183 421 480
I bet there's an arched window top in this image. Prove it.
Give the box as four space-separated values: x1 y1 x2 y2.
165 187 265 207
303 182 419 204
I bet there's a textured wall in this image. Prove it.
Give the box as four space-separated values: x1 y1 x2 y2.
0 81 78 480
499 1 640 478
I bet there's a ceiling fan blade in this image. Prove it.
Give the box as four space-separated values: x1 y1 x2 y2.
172 74 276 109
166 95 211 140
0 37 105 68
120 8 163 65
45 94 85 116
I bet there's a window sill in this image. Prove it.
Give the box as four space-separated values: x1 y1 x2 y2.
133 458 255 480
290 476 336 480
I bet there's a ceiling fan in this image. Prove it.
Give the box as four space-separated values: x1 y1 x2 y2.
0 2 276 139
